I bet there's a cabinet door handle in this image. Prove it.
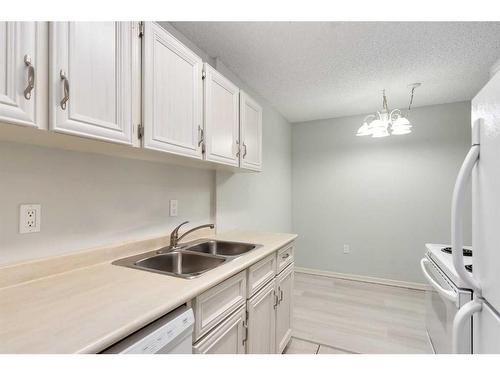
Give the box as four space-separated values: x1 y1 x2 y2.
235 140 240 157
198 125 204 147
23 55 35 100
273 291 279 310
279 289 284 303
242 142 247 158
60 70 70 110
242 320 248 346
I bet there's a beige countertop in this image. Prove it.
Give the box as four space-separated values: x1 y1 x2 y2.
0 230 296 354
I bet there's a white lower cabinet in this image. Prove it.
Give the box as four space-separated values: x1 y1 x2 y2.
191 270 246 341
246 278 277 353
192 243 294 355
275 264 294 353
246 263 294 354
247 253 276 296
193 306 246 354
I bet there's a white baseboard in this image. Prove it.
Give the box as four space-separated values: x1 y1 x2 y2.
295 266 431 291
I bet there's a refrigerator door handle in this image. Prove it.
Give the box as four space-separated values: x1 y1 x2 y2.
420 258 459 306
451 120 482 294
452 298 483 354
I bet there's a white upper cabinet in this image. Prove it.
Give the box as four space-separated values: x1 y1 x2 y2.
0 22 47 129
239 91 263 171
203 63 240 166
49 22 139 145
142 22 203 159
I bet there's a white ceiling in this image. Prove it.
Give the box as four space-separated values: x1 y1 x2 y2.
171 22 500 123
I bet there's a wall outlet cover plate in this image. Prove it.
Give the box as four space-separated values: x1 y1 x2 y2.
19 204 41 234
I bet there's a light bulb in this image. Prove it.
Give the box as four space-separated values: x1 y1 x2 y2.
391 126 412 135
368 119 385 130
392 116 411 127
372 128 390 138
356 122 372 136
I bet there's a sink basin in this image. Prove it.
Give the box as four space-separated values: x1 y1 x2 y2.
112 239 260 279
113 251 226 279
185 240 257 257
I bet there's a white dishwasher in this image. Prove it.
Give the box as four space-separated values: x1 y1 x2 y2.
102 305 194 354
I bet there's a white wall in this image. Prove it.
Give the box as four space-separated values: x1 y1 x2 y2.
0 141 215 265
0 23 293 266
164 22 293 233
292 101 472 283
214 60 292 233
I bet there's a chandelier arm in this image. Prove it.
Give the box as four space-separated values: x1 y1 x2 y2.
363 114 376 123
389 109 401 121
408 86 416 111
382 89 388 112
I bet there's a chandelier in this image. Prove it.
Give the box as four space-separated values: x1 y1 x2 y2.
356 83 421 138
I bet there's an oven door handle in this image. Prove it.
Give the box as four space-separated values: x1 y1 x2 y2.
452 298 483 354
420 258 459 305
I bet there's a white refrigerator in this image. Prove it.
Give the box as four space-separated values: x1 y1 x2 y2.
451 64 500 354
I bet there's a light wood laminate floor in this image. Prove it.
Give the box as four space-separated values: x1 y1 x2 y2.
287 272 432 354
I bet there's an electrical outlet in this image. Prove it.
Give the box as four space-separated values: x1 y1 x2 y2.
20 204 41 234
169 199 178 217
343 244 350 254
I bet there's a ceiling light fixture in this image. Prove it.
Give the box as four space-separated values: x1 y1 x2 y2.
356 83 421 138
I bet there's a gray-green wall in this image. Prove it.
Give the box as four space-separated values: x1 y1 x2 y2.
292 101 472 283
215 59 292 233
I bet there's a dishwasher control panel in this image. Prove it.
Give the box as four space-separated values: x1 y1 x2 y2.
102 305 194 354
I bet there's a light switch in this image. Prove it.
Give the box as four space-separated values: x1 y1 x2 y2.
343 244 350 254
169 200 178 217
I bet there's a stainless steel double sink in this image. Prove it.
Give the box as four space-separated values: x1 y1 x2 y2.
113 240 261 279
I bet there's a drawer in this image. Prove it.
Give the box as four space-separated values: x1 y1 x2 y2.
193 306 246 354
277 243 294 274
247 253 277 297
192 270 246 341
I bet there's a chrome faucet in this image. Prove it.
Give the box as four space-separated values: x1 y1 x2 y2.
169 221 215 249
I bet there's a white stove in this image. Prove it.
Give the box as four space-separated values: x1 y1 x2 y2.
422 243 474 353
425 243 473 289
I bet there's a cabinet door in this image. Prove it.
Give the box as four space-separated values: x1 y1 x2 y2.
192 270 247 341
193 306 246 354
50 22 138 144
143 22 203 159
0 22 47 129
275 264 294 353
246 279 276 353
239 90 263 171
203 63 240 166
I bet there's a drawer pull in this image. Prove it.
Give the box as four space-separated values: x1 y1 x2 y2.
281 253 290 259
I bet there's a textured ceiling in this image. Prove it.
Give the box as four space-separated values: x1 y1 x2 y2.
171 22 500 123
